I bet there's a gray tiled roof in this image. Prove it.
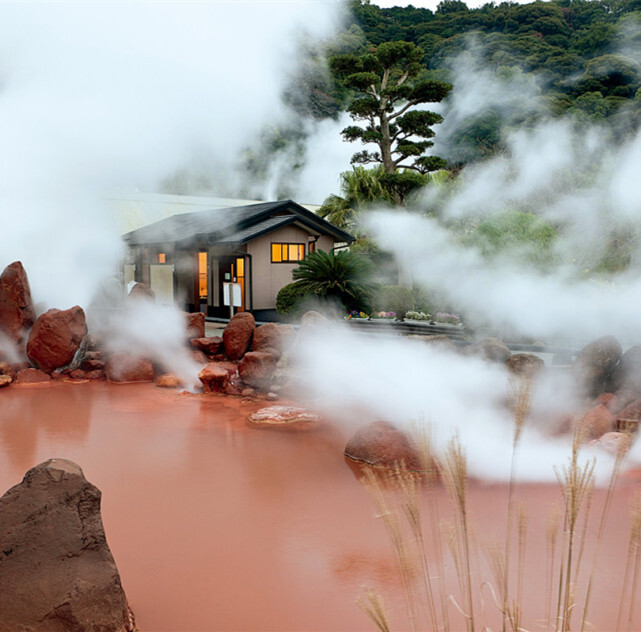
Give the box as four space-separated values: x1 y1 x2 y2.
123 200 353 247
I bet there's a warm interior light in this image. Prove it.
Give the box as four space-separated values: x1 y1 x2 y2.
158 253 166 264
198 252 207 299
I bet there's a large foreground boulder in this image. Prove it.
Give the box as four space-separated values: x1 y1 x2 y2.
0 261 35 344
0 459 132 632
223 312 255 361
344 421 424 471
26 306 88 373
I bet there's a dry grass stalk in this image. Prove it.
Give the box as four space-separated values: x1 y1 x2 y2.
441 434 476 632
579 431 630 632
616 491 641 631
362 466 420 632
502 376 533 632
546 505 562 630
554 429 596 632
359 588 392 632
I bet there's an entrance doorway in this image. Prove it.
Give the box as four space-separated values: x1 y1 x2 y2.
218 256 245 315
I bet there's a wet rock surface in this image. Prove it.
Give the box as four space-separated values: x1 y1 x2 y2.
0 261 35 345
248 405 320 426
0 459 131 632
506 353 545 377
191 336 223 356
199 361 237 393
238 351 277 390
223 312 255 361
26 306 88 373
14 368 51 384
344 420 423 471
252 323 283 357
105 353 155 383
186 312 205 339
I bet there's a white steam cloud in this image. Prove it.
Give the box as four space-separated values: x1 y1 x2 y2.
0 1 344 309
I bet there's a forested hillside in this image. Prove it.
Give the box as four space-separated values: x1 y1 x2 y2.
325 0 641 163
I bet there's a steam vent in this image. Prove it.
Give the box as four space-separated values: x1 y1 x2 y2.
0 459 134 632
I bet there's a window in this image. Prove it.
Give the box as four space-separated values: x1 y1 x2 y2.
158 253 166 264
198 252 207 300
271 243 305 263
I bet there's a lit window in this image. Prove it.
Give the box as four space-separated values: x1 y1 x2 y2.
271 243 304 263
198 252 207 299
158 253 166 264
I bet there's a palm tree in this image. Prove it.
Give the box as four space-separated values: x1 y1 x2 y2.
290 249 374 312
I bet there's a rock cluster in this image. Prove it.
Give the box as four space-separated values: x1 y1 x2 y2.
0 459 133 632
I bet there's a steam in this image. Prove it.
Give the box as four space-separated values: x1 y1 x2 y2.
292 322 619 483
0 1 344 377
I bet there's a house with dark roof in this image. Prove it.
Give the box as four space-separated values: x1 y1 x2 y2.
123 199 354 320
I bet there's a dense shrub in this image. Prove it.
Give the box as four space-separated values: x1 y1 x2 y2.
276 282 306 317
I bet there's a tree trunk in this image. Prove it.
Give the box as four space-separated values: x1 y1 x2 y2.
379 110 395 174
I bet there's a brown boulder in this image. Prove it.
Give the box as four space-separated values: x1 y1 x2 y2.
615 399 641 433
253 323 283 357
155 374 182 388
186 312 206 339
0 261 35 344
198 362 236 393
0 459 131 632
105 353 154 383
223 312 255 360
238 351 278 390
191 336 223 355
14 368 51 384
506 353 545 377
26 306 88 373
574 404 615 441
573 335 622 398
344 421 423 471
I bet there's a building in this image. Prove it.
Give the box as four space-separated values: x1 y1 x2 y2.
123 198 354 321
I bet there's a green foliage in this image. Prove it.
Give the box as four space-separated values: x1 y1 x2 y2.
290 249 374 312
372 285 415 319
330 40 452 180
275 283 306 317
465 209 558 269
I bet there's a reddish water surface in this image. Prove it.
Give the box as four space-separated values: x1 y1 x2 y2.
1 382 640 631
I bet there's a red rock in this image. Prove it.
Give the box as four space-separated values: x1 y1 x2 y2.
0 360 15 380
222 312 255 361
0 261 35 344
0 374 11 387
127 282 155 302
506 353 545 377
574 404 614 441
198 362 236 393
26 306 88 373
345 421 424 471
14 368 51 384
0 459 132 632
590 432 632 455
191 336 223 355
156 374 182 388
238 351 277 390
241 387 256 397
615 399 641 432
85 369 105 380
68 369 87 380
105 353 154 383
192 349 209 365
248 405 320 426
186 312 205 339
252 323 283 357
